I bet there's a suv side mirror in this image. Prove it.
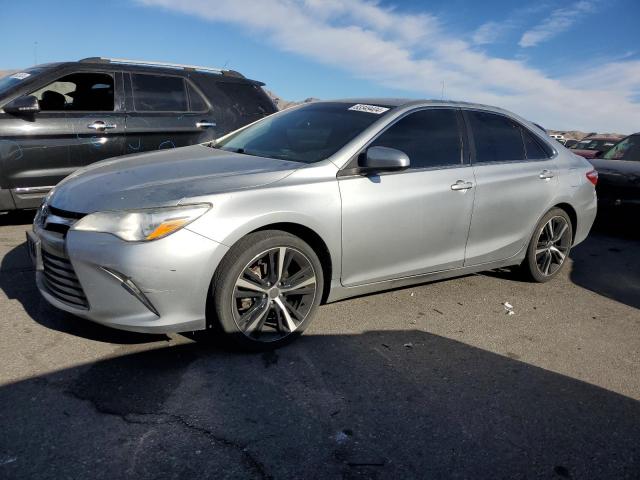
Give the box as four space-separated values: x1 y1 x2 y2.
3 95 40 115
593 150 603 158
359 146 410 173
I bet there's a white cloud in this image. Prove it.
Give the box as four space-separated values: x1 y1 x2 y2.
519 1 596 48
138 0 639 133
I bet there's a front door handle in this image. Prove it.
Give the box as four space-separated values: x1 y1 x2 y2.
196 121 217 129
539 169 555 180
451 180 474 191
87 121 116 131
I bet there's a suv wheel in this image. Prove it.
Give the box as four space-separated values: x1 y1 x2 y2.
209 230 323 350
522 208 573 283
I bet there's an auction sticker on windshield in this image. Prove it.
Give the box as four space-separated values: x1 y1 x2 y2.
10 72 31 80
348 104 390 114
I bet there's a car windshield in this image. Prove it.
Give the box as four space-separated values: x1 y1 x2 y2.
0 68 45 96
575 139 616 152
214 102 394 163
603 135 640 161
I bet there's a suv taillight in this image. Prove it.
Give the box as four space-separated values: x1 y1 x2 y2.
586 169 598 186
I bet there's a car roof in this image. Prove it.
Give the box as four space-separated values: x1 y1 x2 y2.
30 60 263 85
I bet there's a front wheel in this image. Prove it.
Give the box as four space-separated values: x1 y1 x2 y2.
209 230 324 350
521 208 573 283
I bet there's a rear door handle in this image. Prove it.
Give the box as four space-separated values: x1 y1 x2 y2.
451 180 474 191
539 169 555 179
87 121 116 131
196 121 216 129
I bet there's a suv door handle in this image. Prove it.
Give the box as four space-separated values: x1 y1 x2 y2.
539 169 555 179
87 121 116 131
196 121 216 129
451 180 474 191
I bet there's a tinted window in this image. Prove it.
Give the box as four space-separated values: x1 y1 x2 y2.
216 82 274 115
31 72 114 111
131 74 187 112
216 102 391 163
468 111 525 162
522 128 551 159
187 81 208 112
603 135 640 161
370 109 462 169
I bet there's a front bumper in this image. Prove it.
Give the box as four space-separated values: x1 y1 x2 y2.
29 224 229 334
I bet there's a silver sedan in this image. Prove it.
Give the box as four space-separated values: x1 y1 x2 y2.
28 99 598 349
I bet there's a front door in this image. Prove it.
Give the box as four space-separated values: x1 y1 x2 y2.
339 108 475 286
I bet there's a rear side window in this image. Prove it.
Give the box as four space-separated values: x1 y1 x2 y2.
186 81 208 112
467 111 525 163
216 82 275 115
370 109 462 169
131 74 188 112
522 128 551 159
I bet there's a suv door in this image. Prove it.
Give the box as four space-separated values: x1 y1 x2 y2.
463 110 558 265
0 69 125 208
339 108 475 286
124 73 217 154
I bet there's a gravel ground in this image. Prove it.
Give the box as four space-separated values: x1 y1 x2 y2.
0 210 638 479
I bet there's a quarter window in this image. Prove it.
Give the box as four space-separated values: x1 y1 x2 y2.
370 109 462 169
131 74 188 112
467 111 525 163
522 128 551 159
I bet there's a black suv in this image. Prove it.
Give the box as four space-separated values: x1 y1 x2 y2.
0 57 277 211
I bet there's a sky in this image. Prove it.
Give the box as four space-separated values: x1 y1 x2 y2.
1 0 639 133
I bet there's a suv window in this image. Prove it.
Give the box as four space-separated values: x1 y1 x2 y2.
467 111 525 163
31 72 114 111
369 109 462 169
216 82 274 115
131 74 188 112
186 81 208 112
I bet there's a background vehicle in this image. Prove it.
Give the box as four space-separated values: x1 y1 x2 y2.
570 134 623 159
28 99 597 349
0 57 276 211
549 133 566 144
564 139 579 149
589 133 640 210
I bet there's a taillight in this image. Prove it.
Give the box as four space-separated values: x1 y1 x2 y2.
586 169 598 186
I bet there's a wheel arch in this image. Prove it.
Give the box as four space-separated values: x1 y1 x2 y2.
553 202 578 243
250 222 333 304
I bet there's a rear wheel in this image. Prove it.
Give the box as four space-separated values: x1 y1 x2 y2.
522 208 573 283
209 230 323 350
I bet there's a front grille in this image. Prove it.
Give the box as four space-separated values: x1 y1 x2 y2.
42 206 86 237
41 249 89 309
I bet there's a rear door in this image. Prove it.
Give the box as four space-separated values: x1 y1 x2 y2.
463 110 558 266
124 72 217 154
339 108 475 286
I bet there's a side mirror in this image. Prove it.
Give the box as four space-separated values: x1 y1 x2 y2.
359 146 410 173
3 95 40 115
593 150 603 158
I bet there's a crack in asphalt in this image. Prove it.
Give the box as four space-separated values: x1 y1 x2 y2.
61 387 272 480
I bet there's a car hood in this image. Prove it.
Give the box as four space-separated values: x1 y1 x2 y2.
48 145 302 213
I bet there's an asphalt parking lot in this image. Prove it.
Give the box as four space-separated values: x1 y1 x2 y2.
0 210 639 479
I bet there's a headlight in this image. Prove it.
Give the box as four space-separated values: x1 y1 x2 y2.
72 203 211 242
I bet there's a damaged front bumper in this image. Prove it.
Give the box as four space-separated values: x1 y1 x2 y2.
29 223 229 334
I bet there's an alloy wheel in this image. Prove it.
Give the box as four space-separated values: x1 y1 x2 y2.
535 216 571 277
232 247 317 342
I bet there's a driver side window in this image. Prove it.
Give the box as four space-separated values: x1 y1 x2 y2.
30 72 114 112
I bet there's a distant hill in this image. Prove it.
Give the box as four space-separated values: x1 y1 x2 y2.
548 130 625 141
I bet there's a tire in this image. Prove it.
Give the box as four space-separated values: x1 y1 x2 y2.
522 207 573 283
208 230 324 351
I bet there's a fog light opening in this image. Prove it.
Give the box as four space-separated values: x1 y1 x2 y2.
100 267 160 317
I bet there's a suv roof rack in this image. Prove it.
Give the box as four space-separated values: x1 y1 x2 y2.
78 57 244 77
